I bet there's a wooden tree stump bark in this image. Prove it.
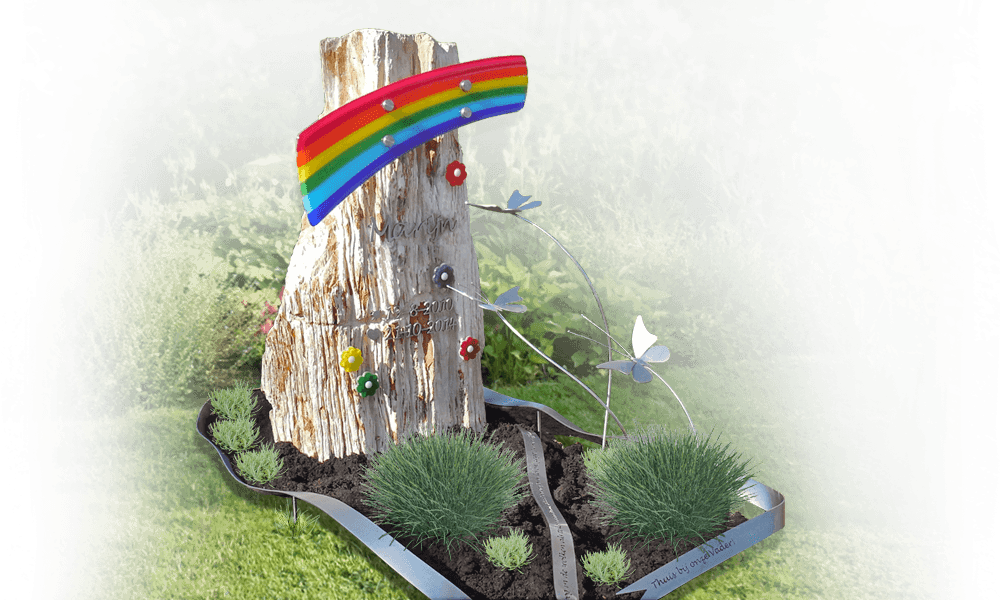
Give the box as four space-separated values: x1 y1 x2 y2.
261 30 486 461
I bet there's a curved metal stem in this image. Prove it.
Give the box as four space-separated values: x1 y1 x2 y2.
648 369 696 433
513 214 616 447
570 326 698 435
491 309 631 441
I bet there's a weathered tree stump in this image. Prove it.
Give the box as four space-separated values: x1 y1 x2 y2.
261 30 486 461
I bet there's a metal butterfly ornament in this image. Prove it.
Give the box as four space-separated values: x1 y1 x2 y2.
479 286 527 313
444 282 528 314
596 315 670 383
467 190 541 214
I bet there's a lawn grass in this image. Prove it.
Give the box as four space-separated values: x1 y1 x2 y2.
66 358 939 600
78 406 425 600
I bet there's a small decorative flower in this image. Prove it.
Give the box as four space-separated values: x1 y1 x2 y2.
357 372 379 397
459 336 481 361
433 264 455 288
445 160 467 186
261 300 278 317
340 346 363 372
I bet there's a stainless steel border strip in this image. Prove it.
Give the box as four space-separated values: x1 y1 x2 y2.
486 388 786 599
520 427 581 600
195 402 472 600
484 387 625 445
617 478 785 599
200 392 784 599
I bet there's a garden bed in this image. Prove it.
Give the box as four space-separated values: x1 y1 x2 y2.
200 389 765 599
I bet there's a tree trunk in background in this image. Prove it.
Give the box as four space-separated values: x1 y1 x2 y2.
261 30 486 462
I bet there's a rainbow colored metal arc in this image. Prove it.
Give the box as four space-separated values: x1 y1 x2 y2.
297 55 529 226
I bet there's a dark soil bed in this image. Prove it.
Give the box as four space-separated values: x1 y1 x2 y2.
208 390 747 600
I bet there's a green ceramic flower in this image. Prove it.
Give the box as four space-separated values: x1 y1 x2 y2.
357 371 379 397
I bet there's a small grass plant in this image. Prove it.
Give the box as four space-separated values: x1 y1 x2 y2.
583 424 756 555
209 381 284 485
482 528 535 573
272 504 322 537
581 542 632 585
209 417 258 453
361 427 527 559
209 379 256 421
236 444 284 485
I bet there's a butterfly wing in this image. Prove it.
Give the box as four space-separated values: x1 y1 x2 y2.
596 360 636 375
494 286 527 312
478 300 499 312
632 315 658 359
639 345 670 363
508 190 541 212
507 190 532 210
631 361 654 383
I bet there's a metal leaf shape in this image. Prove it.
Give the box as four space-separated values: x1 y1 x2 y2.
595 360 635 375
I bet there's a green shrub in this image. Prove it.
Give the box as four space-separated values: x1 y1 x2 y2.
583 425 755 554
581 542 632 585
464 98 810 369
154 64 306 204
210 418 259 454
172 155 302 293
158 156 300 383
482 529 535 573
473 224 626 385
476 205 808 385
236 444 284 485
361 427 527 558
80 197 261 410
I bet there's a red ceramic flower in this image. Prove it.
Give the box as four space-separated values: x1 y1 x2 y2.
459 336 481 361
445 161 467 186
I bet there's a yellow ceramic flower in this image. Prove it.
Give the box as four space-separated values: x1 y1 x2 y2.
340 346 363 372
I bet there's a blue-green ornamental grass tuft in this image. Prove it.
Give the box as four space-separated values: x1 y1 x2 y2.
583 425 756 555
581 542 632 585
482 529 535 573
210 417 259 453
209 379 256 421
361 427 528 559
